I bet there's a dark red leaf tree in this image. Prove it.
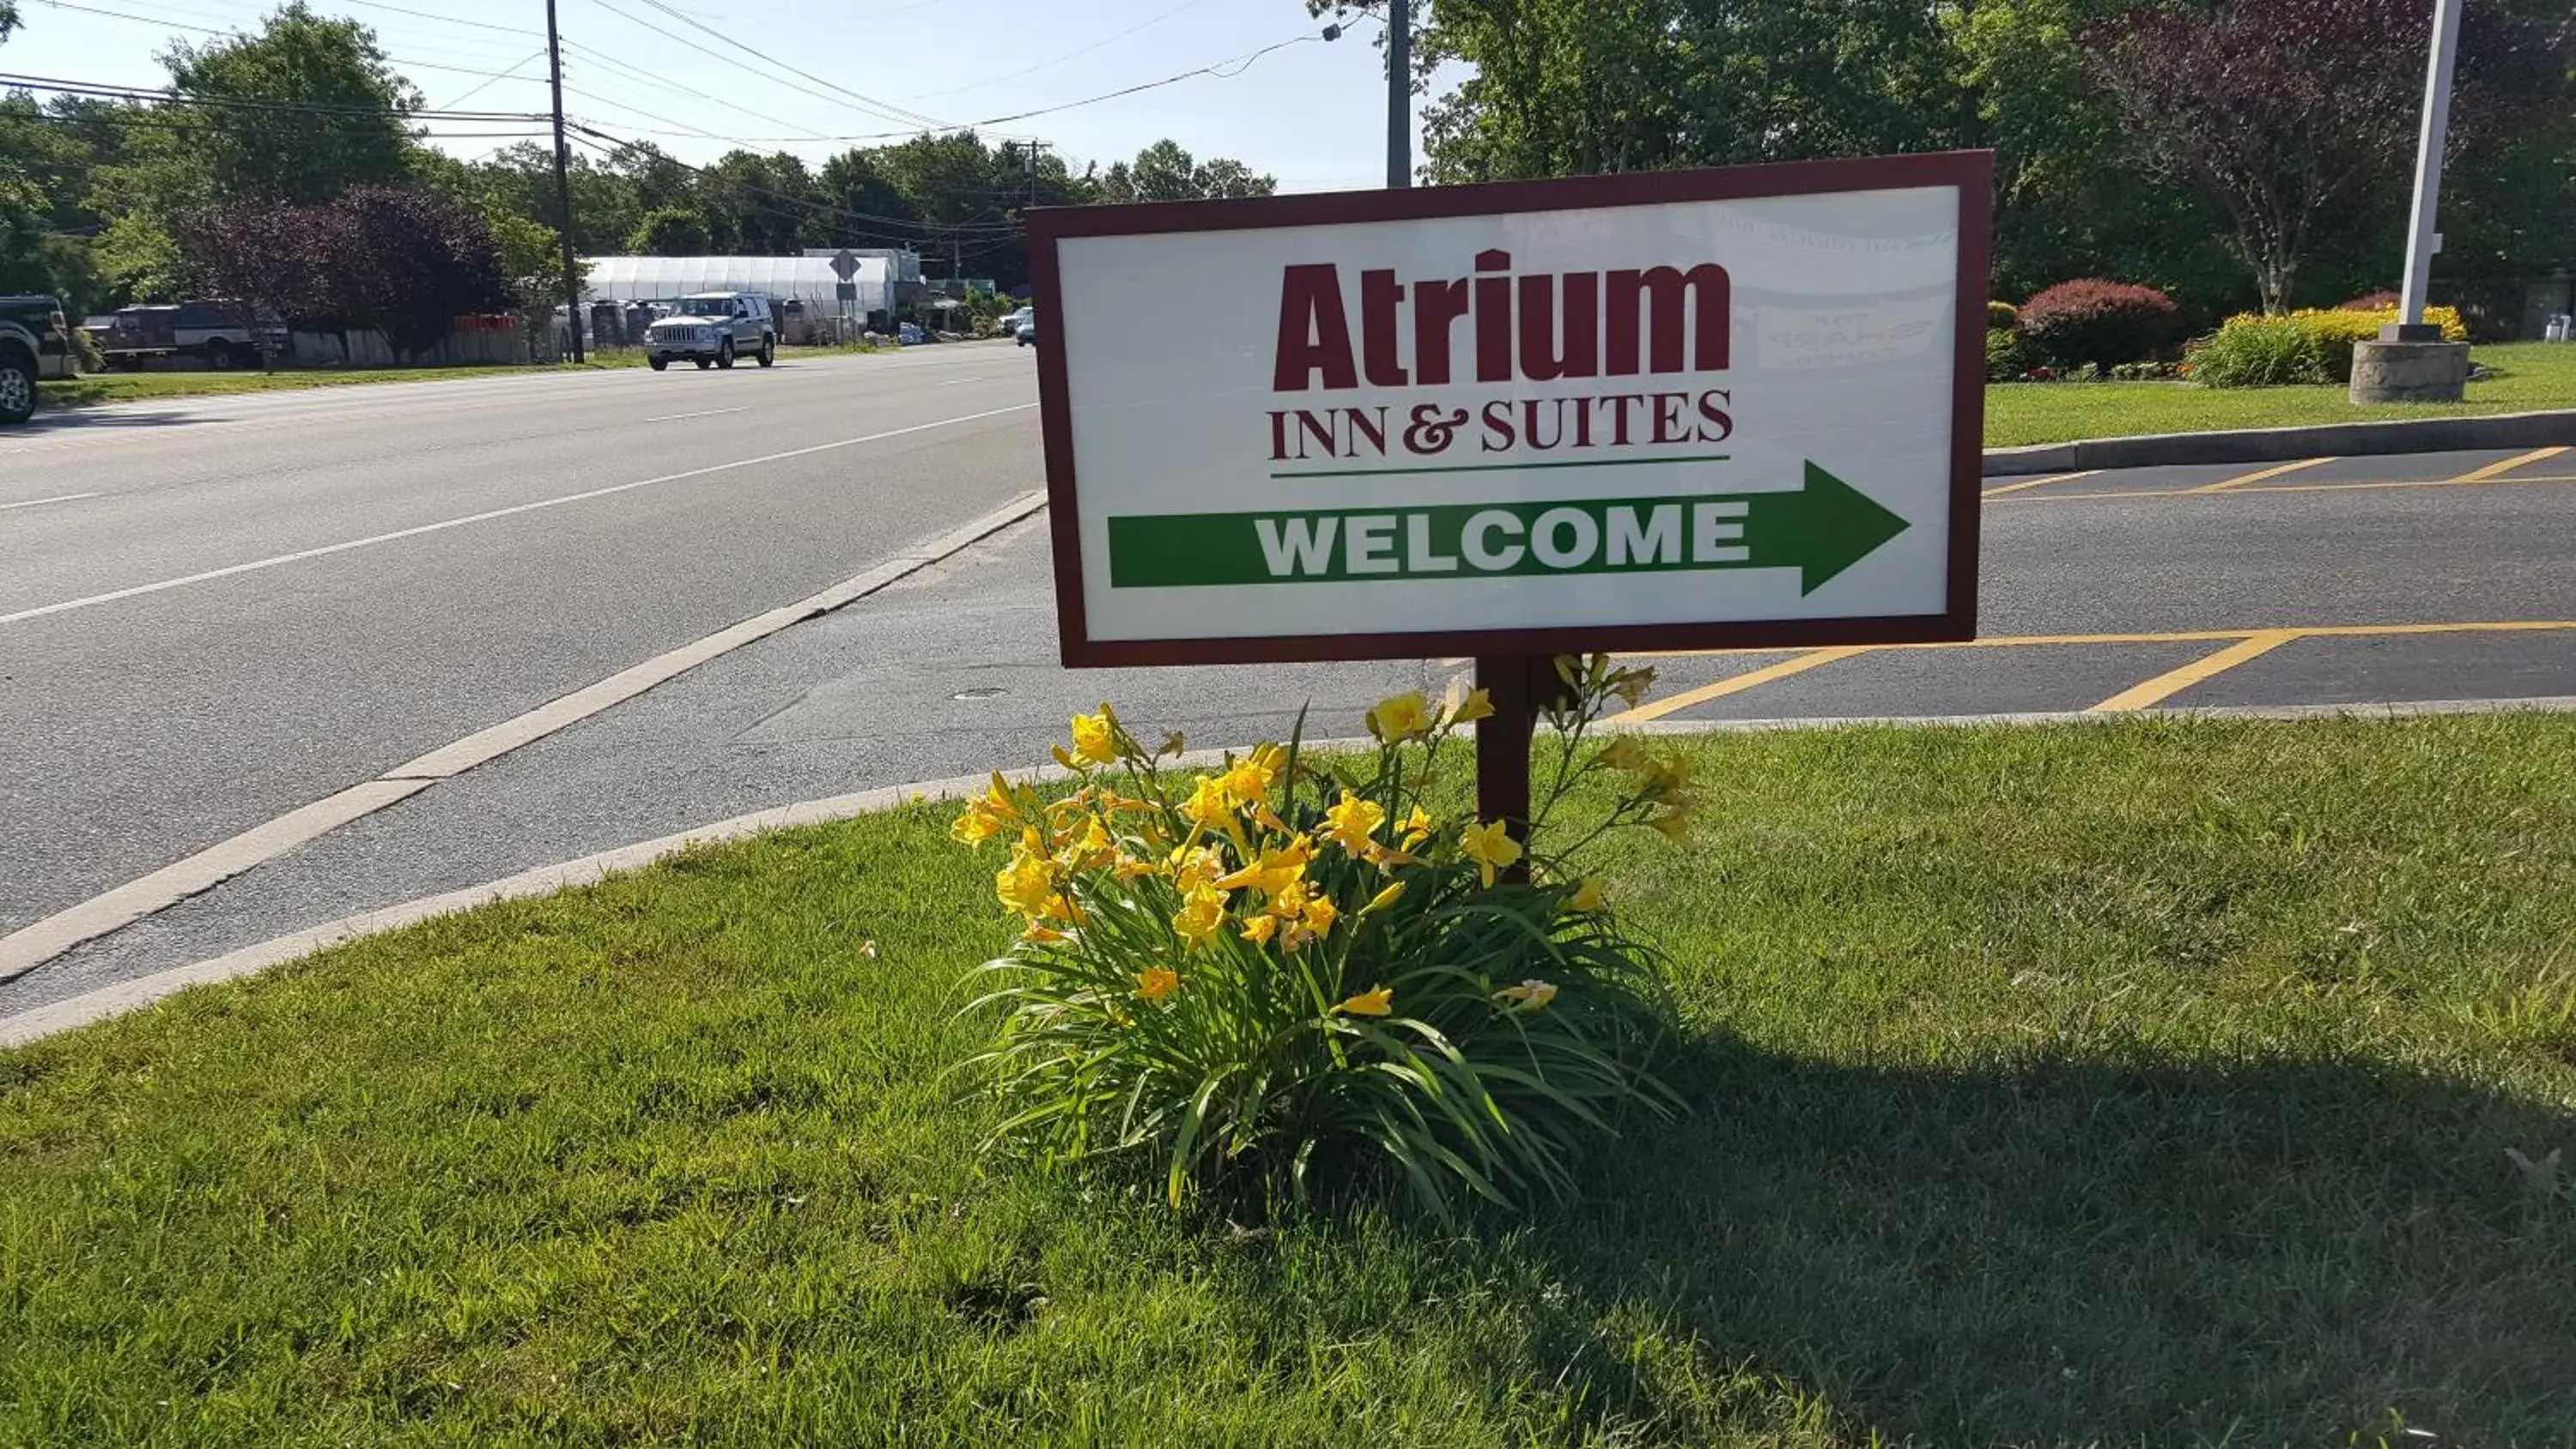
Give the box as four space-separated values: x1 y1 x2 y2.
185 185 510 359
2087 0 2573 312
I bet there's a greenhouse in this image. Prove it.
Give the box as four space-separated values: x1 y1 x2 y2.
580 255 894 317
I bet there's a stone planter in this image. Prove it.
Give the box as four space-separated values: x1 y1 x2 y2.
2350 338 2469 403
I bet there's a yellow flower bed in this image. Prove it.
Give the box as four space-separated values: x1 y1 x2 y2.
952 659 1690 1217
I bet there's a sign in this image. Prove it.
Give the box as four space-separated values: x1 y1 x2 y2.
829 249 860 282
835 281 858 302
1028 152 1990 668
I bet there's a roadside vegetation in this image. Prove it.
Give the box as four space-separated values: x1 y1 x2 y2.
1986 340 2576 448
7 713 2573 1446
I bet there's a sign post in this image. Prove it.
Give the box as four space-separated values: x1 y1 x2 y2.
1028 154 1991 840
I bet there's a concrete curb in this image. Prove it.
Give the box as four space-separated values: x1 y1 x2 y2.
7 694 2573 1051
1982 408 2576 476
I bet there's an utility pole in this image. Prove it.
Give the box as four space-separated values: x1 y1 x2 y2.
1385 0 1410 189
2393 0 2465 337
545 0 584 362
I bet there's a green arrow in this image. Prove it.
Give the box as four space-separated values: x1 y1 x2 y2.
1742 462 1913 595
1105 462 1911 591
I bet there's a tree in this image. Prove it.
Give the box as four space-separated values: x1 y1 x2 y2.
2087 0 2573 312
185 185 508 356
629 206 710 257
162 3 419 205
1097 140 1276 203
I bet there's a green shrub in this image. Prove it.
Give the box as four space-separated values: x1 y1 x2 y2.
2189 316 2330 387
2019 279 2181 372
1988 300 2020 330
955 662 1685 1218
2191 306 2470 388
1986 327 2037 382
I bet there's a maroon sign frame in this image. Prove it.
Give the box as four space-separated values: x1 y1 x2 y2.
1027 150 1994 670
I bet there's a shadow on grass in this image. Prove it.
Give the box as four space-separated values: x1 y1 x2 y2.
1504 1038 2576 1446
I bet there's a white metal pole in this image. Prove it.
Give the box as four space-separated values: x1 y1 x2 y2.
2397 0 2466 331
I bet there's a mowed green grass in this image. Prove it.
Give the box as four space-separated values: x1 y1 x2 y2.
5 716 2574 1446
1986 341 2576 446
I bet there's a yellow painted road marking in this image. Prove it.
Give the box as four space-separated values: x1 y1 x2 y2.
1631 619 2576 661
1982 470 2100 497
2187 458 2332 494
1610 646 1871 724
2449 446 2569 483
2087 630 2304 712
1990 471 2576 504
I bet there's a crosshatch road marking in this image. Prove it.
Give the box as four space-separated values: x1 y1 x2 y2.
2088 630 2302 712
1609 646 1874 724
2186 458 2332 494
1980 470 2099 497
1987 470 2576 505
1615 620 2576 721
2449 446 2568 482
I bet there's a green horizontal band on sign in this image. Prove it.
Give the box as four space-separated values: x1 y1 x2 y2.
1105 463 1908 597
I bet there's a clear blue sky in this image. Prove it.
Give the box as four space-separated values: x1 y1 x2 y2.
2 0 1440 191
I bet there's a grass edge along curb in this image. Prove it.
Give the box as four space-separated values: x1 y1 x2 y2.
12 694 2576 1052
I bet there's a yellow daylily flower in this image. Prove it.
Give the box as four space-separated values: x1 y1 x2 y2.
1182 775 1235 832
1071 709 1119 765
1362 881 1406 915
951 804 1005 847
1221 756 1273 808
1239 913 1279 946
1268 877 1312 920
1570 878 1606 912
1136 967 1180 1003
1022 921 1071 945
1322 791 1386 855
1050 743 1079 771
1452 687 1495 723
1458 818 1523 888
1496 979 1558 1010
995 853 1053 918
1334 985 1394 1017
1216 835 1312 895
1598 737 1653 774
1400 805 1435 847
1172 884 1226 949
1171 843 1230 894
1366 691 1431 742
1301 895 1339 938
1113 856 1160 879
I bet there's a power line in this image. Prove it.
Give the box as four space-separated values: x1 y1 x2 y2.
977 33 1327 128
627 0 950 130
434 47 544 110
905 0 1215 101
0 70 545 119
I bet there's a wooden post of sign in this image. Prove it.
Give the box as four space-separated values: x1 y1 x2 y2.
1473 654 1546 883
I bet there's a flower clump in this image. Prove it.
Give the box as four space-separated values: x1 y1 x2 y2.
954 658 1692 1217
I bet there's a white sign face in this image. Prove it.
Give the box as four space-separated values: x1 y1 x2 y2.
1031 156 1988 665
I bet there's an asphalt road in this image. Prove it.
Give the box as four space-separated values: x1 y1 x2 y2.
4 351 2573 1020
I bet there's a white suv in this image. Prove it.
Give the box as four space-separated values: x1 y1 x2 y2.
646 293 777 371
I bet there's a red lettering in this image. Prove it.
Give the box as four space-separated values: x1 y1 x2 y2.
1480 399 1516 452
1413 278 1470 385
1651 391 1689 445
1473 249 1513 384
1343 406 1388 457
1273 264 1357 391
1606 264 1730 376
1697 389 1734 443
1360 270 1407 386
1518 273 1598 381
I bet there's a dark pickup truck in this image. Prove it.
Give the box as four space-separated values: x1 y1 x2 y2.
1 293 76 425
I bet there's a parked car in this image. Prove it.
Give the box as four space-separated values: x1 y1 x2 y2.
1016 313 1039 348
997 306 1033 338
0 293 75 426
100 300 280 371
644 292 778 371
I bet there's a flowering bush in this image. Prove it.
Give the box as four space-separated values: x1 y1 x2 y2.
1987 299 2020 330
954 658 1687 1217
2018 279 2181 372
2191 305 2469 387
2339 291 2403 312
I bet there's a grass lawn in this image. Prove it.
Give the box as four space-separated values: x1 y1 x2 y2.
6 715 2574 1446
1987 340 2576 447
